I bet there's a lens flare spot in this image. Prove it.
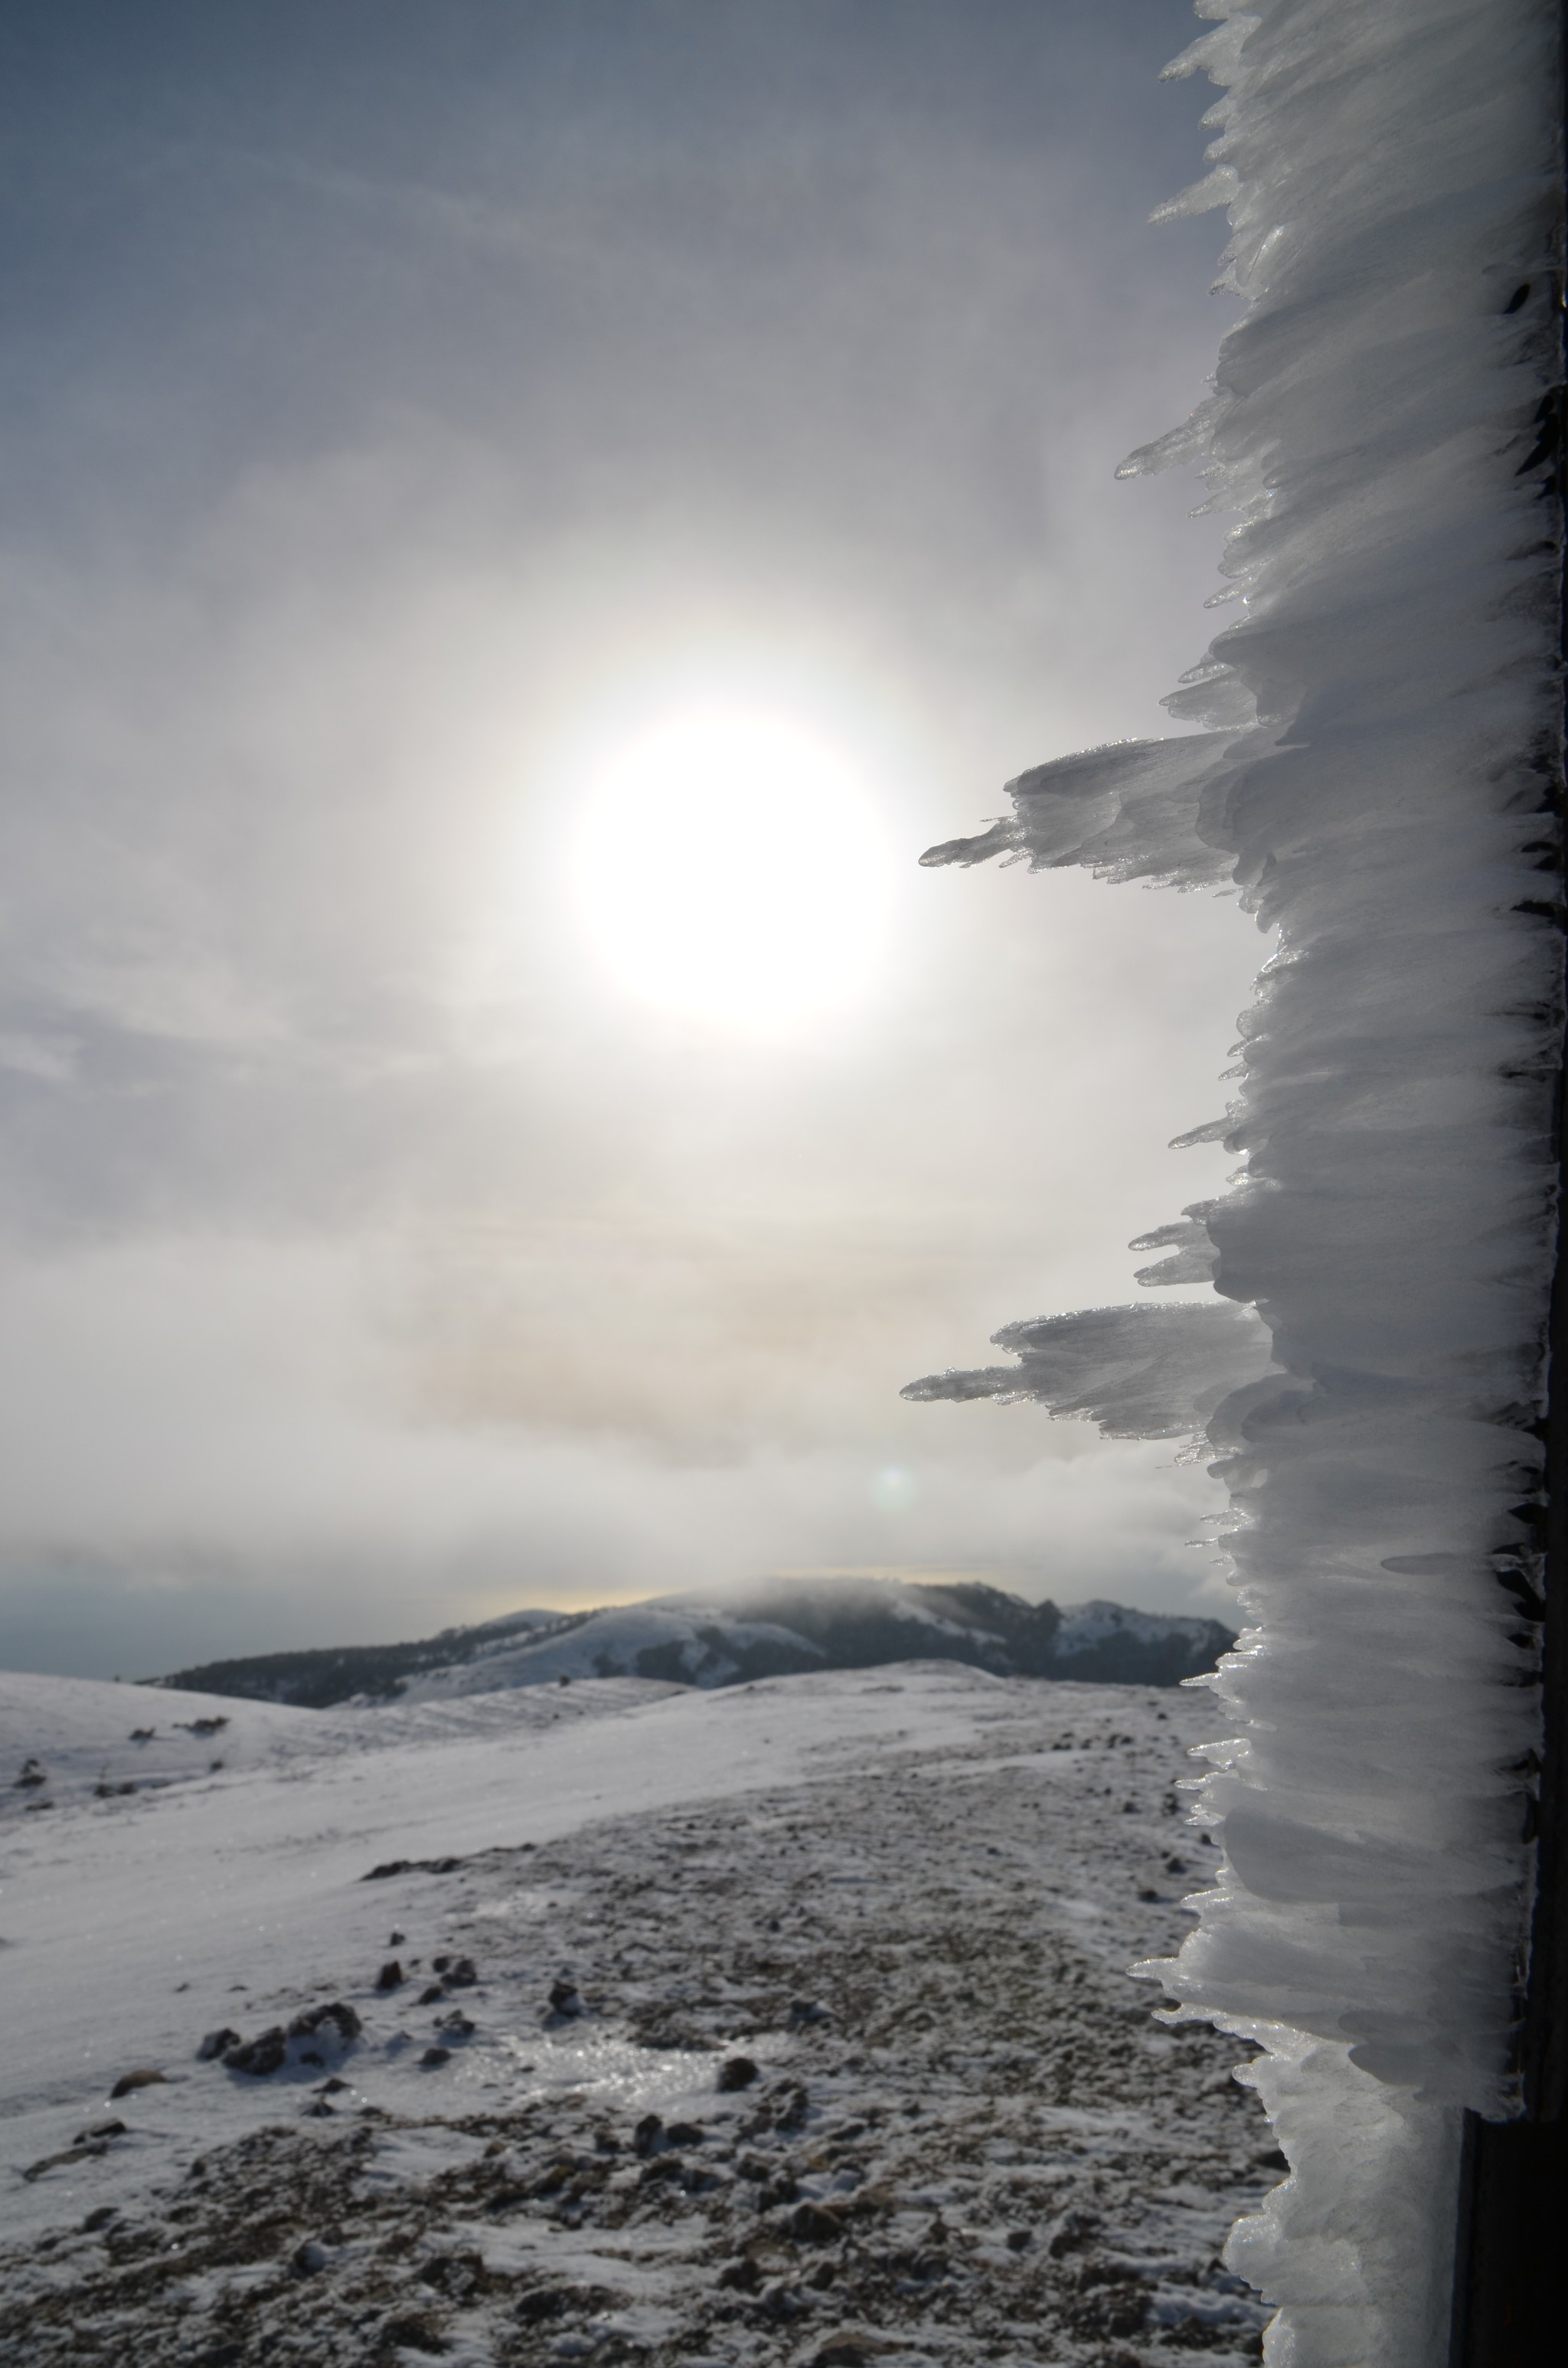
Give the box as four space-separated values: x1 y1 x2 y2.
872 1466 917 1513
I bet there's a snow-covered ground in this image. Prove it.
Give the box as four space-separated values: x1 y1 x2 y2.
2 1663 1276 2363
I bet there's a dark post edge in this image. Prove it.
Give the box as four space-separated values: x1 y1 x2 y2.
1448 13 1568 2359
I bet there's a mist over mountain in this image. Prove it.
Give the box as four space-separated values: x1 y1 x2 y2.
151 1576 1235 1709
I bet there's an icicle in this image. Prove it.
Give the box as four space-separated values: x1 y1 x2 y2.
904 1299 1273 1438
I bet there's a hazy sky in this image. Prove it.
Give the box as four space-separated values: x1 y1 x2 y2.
0 0 1266 1679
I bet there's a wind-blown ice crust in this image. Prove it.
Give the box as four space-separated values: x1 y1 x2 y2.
910 2 1565 2360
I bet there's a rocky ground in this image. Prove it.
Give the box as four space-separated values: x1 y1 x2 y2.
2 1674 1277 2366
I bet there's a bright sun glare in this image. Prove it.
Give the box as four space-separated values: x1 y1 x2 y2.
572 709 892 1033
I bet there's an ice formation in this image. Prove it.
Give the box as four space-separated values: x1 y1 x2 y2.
909 3 1563 2360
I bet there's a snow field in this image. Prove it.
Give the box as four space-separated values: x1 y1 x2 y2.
2 1663 1276 2364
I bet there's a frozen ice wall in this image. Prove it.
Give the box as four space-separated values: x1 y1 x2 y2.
910 2 1564 2359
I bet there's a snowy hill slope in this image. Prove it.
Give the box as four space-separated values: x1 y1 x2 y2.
0 1661 1275 2365
143 1605 581 1710
0 1668 680 1822
153 1576 1236 1707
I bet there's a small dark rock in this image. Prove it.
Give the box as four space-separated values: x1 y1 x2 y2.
317 2075 350 2094
375 1960 405 1991
82 2207 118 2234
421 2046 452 2068
290 2000 363 2046
364 1859 412 1880
375 2312 448 2355
435 2011 475 2038
1164 1855 1190 1875
1137 1886 1162 1902
292 2239 330 2274
418 1984 446 2006
1048 2208 1101 2259
791 2200 844 2244
24 2145 97 2183
771 2080 810 2131
717 2255 761 2291
665 2121 706 2146
632 2113 665 2157
24 2122 126 2183
546 1974 578 2013
515 2289 566 2323
223 2027 288 2077
302 2097 337 2117
1005 2227 1033 2253
419 2249 488 2301
432 1954 451 1973
109 2068 168 2098
717 2056 760 2092
389 1929 406 1946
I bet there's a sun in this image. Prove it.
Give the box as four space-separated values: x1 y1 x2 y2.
570 708 892 1033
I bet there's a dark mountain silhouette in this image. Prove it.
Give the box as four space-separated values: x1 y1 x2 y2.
152 1579 1234 1709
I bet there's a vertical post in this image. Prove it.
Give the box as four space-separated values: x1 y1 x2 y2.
1449 1126 1568 2347
1449 29 1568 2348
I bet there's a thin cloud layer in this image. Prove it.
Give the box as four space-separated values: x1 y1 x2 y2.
0 2 1262 1673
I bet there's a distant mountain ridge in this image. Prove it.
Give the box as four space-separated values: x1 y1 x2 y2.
152 1578 1235 1709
